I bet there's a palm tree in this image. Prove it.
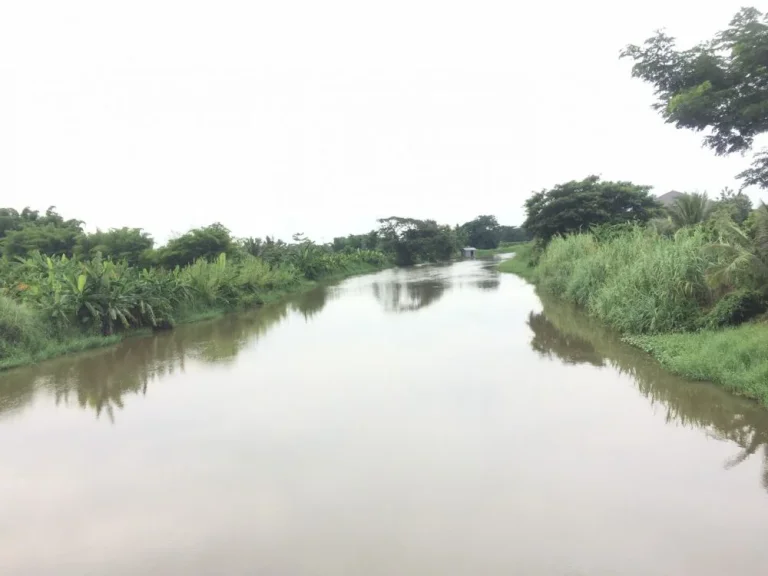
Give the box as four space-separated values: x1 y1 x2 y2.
668 192 714 228
707 203 768 291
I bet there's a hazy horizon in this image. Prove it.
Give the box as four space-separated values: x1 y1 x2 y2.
1 1 764 244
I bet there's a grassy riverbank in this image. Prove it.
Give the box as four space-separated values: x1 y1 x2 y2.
496 242 536 279
500 235 768 406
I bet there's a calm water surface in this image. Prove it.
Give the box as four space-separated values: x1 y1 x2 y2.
3 259 768 575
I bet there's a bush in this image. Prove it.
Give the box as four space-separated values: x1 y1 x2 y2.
702 289 766 329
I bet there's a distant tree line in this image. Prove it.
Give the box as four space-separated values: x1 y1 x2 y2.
0 206 529 269
331 215 530 265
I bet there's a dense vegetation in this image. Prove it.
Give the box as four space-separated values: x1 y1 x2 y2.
522 176 662 244
504 198 768 400
0 210 395 368
0 206 526 368
506 181 768 402
331 215 529 265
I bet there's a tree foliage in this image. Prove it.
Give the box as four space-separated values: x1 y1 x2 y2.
622 7 768 187
523 176 661 243
156 223 235 268
668 192 714 228
377 217 459 265
332 231 380 253
499 225 531 243
77 227 154 267
714 187 754 224
460 215 501 249
0 207 84 259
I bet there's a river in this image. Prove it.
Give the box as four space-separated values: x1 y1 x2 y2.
2 258 768 575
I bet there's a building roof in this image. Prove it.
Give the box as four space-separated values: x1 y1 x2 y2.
657 190 685 207
463 246 477 250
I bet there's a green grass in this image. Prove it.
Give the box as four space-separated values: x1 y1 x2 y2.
497 242 537 280
626 324 768 405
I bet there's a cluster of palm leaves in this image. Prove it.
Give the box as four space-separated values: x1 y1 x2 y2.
707 204 768 293
4 252 188 334
0 243 390 336
289 243 388 280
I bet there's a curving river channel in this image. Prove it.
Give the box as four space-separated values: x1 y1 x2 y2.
2 257 768 575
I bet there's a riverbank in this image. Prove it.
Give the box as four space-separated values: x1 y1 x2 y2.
501 240 768 407
474 242 529 258
0 261 385 372
496 242 536 279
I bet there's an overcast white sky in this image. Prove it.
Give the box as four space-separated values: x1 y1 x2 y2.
0 1 763 244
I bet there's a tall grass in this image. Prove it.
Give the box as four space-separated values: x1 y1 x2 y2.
536 226 715 334
0 296 46 359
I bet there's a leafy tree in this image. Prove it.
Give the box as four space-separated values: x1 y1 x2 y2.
499 225 531 243
0 207 84 258
460 215 501 249
714 187 754 225
332 231 380 253
377 217 459 265
157 223 234 268
523 176 661 243
621 7 768 188
0 208 27 237
239 237 264 258
668 193 715 228
77 227 154 267
3 226 82 259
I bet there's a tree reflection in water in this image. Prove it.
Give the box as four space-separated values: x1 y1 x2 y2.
0 286 331 422
372 278 447 313
528 291 768 492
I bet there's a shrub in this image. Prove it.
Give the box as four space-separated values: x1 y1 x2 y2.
702 289 766 329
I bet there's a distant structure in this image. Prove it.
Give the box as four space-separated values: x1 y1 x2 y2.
462 247 477 259
657 190 685 207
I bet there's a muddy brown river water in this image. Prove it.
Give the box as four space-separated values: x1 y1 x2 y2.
2 258 768 575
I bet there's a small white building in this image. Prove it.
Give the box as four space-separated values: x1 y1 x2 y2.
462 247 477 259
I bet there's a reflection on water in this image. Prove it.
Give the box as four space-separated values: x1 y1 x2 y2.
371 262 500 313
5 261 768 575
529 291 768 491
372 279 447 313
0 286 331 422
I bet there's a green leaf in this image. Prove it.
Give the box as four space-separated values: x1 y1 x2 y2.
77 274 87 293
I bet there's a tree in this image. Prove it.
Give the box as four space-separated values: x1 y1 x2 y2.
157 223 234 268
523 176 661 243
331 231 380 253
499 225 530 243
714 187 754 225
0 207 84 258
460 215 501 249
708 203 768 292
77 227 154 267
377 217 459 265
668 193 714 228
621 7 768 188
